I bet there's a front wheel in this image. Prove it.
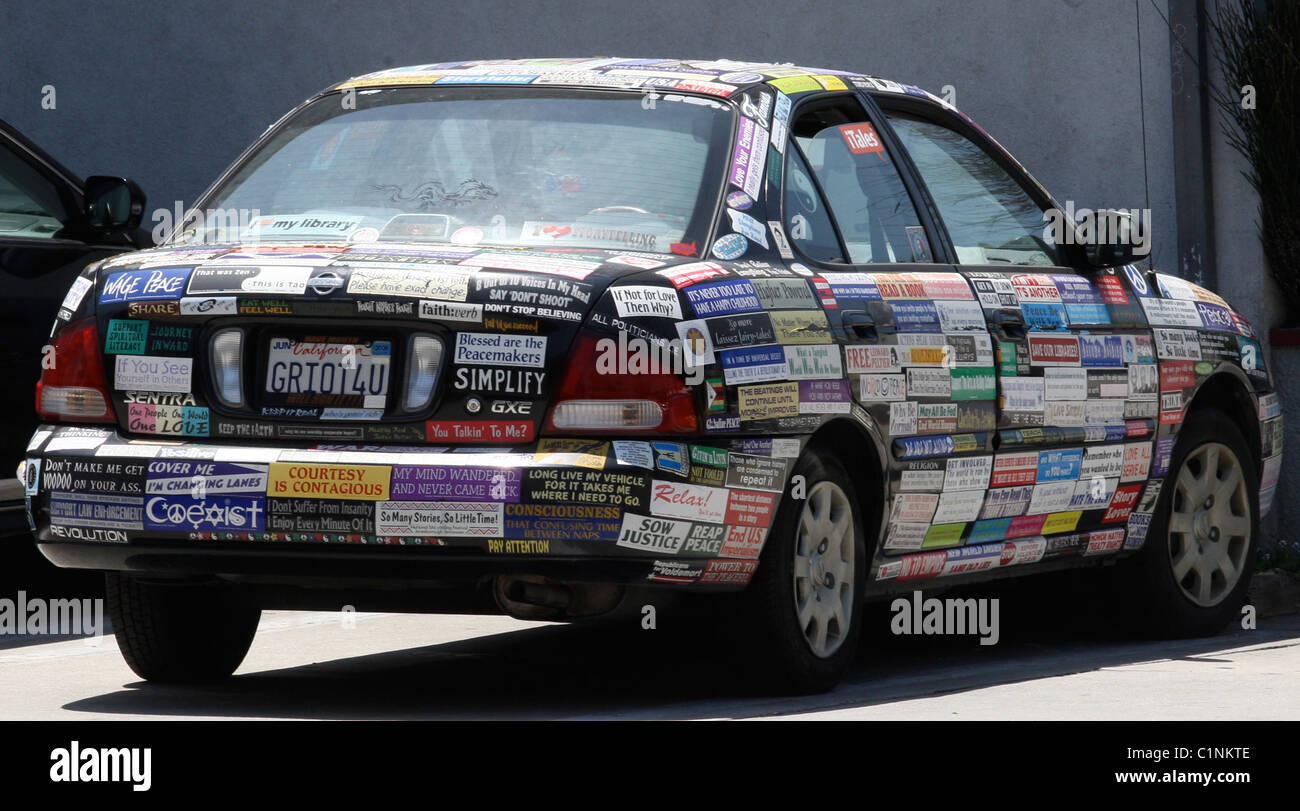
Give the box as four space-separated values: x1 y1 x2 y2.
1122 407 1259 637
732 448 867 694
106 573 261 683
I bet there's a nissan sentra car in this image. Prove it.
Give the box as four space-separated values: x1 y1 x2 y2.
19 57 1281 693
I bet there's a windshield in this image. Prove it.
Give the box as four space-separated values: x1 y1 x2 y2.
181 86 734 254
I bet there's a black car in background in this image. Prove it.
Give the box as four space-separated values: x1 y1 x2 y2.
0 120 149 540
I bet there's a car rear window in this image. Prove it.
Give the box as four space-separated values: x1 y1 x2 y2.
190 87 734 254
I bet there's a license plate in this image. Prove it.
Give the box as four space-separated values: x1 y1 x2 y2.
265 336 391 409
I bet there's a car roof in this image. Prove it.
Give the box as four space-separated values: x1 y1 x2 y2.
332 56 956 109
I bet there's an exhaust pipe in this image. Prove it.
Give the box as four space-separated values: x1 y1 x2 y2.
492 575 572 620
507 579 572 610
492 575 625 621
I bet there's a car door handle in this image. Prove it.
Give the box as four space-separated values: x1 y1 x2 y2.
841 311 877 341
990 310 1026 339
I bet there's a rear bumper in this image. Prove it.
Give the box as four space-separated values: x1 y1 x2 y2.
21 425 792 590
36 538 670 587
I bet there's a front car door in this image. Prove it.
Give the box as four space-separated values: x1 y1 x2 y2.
869 92 1158 564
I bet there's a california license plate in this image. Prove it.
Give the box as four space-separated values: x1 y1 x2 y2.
265 336 391 409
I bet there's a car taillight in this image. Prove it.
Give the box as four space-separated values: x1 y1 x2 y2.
544 332 698 434
35 317 116 423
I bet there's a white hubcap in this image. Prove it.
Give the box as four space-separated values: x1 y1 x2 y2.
793 481 855 658
1168 442 1251 607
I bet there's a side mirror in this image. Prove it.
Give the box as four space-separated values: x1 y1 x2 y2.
84 176 146 233
1079 208 1143 270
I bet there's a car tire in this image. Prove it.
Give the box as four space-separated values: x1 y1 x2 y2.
1122 407 1259 638
732 446 867 694
106 573 261 683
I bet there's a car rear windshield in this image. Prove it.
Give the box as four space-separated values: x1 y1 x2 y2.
184 86 734 254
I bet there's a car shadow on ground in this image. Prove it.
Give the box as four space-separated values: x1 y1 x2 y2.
59 571 1300 720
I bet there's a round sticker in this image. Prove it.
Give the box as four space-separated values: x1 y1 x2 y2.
1123 264 1149 295
683 325 708 359
720 72 763 84
349 226 380 244
790 263 813 277
726 191 753 211
450 226 483 245
711 233 747 260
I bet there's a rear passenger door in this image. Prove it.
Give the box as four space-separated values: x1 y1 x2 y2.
875 102 1156 555
777 93 1002 558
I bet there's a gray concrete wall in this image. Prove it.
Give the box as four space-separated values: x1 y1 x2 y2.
3 0 1178 268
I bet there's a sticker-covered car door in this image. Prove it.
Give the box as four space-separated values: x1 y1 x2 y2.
966 264 1156 557
860 270 1000 557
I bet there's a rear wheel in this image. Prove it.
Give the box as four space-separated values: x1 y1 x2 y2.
106 573 261 683
733 447 867 694
1123 408 1258 637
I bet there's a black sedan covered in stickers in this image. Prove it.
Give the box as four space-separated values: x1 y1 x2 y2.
21 58 1280 693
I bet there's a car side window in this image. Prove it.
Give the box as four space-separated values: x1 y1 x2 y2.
786 120 929 265
0 140 71 240
782 146 844 263
885 114 1063 267
797 123 928 264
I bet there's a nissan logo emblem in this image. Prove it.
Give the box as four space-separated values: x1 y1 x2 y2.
308 271 344 295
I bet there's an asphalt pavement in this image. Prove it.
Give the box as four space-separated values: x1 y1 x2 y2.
1 588 1297 720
